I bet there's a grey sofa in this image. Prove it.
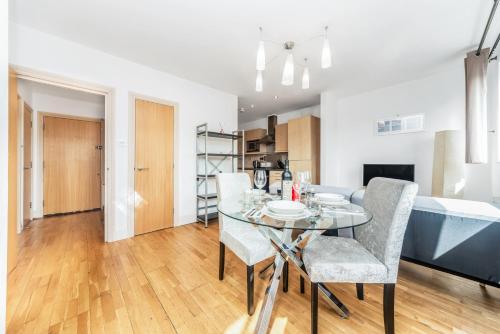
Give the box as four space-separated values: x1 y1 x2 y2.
311 185 500 288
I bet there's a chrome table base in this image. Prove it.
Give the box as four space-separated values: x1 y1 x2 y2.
254 225 350 334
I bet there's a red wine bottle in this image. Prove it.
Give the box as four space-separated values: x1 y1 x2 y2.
281 160 293 200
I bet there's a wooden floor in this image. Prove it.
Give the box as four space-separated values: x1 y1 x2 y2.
6 211 500 333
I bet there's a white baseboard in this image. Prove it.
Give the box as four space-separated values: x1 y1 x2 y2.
175 214 197 227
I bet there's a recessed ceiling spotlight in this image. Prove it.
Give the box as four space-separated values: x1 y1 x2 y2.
274 95 279 100
250 104 255 108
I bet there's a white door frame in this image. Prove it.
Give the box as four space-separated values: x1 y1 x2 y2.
16 98 34 233
12 65 114 242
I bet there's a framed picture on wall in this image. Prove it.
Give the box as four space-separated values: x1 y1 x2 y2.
375 114 424 136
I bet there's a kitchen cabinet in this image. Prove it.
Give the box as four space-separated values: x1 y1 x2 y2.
274 123 288 152
288 115 320 184
244 128 268 154
245 128 266 141
289 160 318 185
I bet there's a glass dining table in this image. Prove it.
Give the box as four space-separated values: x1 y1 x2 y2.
218 197 373 334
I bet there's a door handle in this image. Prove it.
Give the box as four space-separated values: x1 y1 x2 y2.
136 167 149 171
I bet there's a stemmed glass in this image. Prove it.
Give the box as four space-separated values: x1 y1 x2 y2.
254 169 267 203
297 171 311 200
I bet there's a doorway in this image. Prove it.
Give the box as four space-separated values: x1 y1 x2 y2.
134 98 174 235
14 74 110 241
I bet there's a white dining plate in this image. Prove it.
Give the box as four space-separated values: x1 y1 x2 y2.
266 200 305 215
262 206 311 221
314 193 344 202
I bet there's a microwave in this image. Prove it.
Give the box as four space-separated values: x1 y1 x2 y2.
246 140 260 153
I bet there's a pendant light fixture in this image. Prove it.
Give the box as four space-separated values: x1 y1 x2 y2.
255 70 263 92
252 27 333 91
321 26 332 69
256 27 266 71
302 58 310 89
281 42 295 86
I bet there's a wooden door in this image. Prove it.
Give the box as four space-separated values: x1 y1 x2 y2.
8 69 19 273
23 103 33 224
134 99 174 235
43 116 102 215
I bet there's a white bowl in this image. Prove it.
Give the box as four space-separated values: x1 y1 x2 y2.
267 200 305 215
314 193 344 202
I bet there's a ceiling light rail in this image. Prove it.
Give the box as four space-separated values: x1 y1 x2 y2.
476 0 499 57
489 33 500 61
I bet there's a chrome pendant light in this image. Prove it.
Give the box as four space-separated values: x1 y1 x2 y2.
281 42 295 86
321 26 332 69
256 27 266 71
302 58 310 89
253 27 332 91
255 70 263 92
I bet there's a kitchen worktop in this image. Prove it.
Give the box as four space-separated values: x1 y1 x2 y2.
243 167 284 171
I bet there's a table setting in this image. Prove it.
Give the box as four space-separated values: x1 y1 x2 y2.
217 170 373 334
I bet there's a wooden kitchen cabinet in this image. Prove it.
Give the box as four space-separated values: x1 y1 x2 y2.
245 128 266 141
288 115 320 184
244 128 268 154
274 123 288 152
289 160 318 186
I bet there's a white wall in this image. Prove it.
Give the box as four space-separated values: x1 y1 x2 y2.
17 80 105 218
239 104 320 130
33 88 105 119
10 23 238 241
321 65 499 202
1 1 9 331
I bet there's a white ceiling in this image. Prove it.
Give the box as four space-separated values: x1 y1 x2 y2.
9 0 500 122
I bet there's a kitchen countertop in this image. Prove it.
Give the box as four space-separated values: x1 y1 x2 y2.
243 167 284 171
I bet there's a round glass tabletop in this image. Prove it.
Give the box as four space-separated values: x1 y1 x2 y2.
217 198 373 230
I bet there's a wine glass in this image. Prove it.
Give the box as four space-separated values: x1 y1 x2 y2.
297 171 312 199
254 169 267 189
254 170 267 201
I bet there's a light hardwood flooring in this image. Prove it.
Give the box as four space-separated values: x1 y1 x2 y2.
6 211 500 333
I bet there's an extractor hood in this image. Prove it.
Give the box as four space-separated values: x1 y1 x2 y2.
259 115 277 145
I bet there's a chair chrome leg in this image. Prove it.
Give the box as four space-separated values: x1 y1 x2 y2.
300 276 305 294
282 261 289 293
247 265 255 315
356 283 364 300
383 283 395 334
219 242 225 280
311 282 318 334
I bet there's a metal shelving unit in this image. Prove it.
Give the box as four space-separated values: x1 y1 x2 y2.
196 123 245 227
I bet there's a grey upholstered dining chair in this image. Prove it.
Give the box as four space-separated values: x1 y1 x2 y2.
216 173 287 315
303 177 418 334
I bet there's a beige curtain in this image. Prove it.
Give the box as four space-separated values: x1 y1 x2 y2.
464 49 489 164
